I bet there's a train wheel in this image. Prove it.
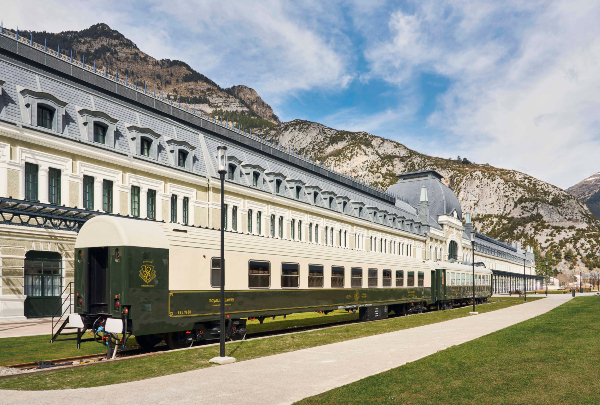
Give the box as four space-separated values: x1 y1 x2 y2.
135 334 162 350
166 332 188 350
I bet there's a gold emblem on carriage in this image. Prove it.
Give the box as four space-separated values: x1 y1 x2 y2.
354 290 360 301
139 264 156 284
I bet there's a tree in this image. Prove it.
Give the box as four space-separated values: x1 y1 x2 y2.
564 249 575 263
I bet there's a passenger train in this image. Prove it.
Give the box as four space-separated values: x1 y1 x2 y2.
68 216 492 349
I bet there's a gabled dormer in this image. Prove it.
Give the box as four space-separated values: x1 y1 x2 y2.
241 163 266 190
366 206 378 222
286 179 306 201
321 191 337 211
17 87 68 134
127 125 161 160
351 201 366 219
336 195 350 214
226 155 244 182
378 210 390 225
304 185 323 206
265 171 287 196
167 139 196 171
388 213 398 228
76 107 118 147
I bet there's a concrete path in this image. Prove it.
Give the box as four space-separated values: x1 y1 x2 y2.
0 318 52 339
1 295 573 405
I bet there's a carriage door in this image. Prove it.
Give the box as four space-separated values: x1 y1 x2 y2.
431 271 437 302
23 251 62 318
88 247 109 314
437 269 446 301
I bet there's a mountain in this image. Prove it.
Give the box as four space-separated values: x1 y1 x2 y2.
567 173 600 219
259 120 600 272
23 23 279 128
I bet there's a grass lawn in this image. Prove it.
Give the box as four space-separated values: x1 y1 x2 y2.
0 297 538 390
297 296 598 405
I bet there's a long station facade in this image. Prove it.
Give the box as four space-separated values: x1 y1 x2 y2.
0 29 538 320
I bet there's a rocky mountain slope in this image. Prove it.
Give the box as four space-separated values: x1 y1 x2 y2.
567 173 600 219
260 120 600 272
22 23 279 128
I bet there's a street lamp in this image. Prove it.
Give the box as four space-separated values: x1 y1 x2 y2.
580 270 582 294
210 146 235 364
523 256 526 302
545 261 548 297
471 232 476 313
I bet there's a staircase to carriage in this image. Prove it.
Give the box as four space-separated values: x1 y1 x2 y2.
50 282 93 348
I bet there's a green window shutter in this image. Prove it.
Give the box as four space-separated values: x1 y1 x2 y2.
48 168 61 205
25 163 39 202
131 186 140 217
183 197 189 225
102 180 113 213
171 194 177 222
83 175 94 210
147 189 156 219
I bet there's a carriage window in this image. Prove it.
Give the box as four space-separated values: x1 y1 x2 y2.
281 262 299 288
308 264 324 288
351 267 363 288
396 270 404 287
418 272 424 287
211 257 221 287
331 266 344 288
249 260 270 288
407 271 415 287
451 272 455 286
461 273 465 285
368 269 378 287
383 270 392 287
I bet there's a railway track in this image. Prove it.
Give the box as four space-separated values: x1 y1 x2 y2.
0 308 435 381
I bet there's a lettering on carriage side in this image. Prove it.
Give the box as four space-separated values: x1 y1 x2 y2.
139 260 156 286
177 310 192 315
209 298 235 307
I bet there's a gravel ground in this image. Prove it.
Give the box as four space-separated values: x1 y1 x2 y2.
0 367 22 376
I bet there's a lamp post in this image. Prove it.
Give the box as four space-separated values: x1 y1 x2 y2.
523 257 526 302
210 146 235 364
545 261 548 297
471 232 476 313
580 271 582 294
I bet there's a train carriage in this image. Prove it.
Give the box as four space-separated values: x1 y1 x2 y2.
69 216 492 349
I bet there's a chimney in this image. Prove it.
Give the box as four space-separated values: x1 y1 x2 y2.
418 186 429 225
464 212 474 235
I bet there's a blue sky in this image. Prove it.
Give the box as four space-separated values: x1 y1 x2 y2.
4 0 600 189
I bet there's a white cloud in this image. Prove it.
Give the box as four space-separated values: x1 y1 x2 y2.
365 0 600 189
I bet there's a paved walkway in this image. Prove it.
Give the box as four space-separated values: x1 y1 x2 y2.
1 295 573 405
0 318 52 339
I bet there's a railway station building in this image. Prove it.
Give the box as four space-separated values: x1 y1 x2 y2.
0 30 538 320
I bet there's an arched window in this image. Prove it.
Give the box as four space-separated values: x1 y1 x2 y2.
37 105 54 130
449 241 458 261
178 150 188 168
93 123 107 144
141 137 152 157
252 172 259 187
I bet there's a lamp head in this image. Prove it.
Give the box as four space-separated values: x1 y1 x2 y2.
470 232 475 242
217 146 228 174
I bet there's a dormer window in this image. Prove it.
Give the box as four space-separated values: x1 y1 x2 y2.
178 150 188 168
19 87 67 134
276 179 282 194
228 164 236 180
37 105 54 130
141 137 152 157
342 201 347 212
253 172 260 187
314 192 319 205
296 186 301 199
94 123 107 144
329 197 334 209
359 207 363 217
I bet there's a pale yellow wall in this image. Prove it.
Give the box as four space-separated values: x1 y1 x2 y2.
195 206 208 228
212 208 222 229
7 168 18 198
161 199 169 222
120 191 128 216
69 181 79 207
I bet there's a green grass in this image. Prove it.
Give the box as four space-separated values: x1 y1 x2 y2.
0 310 356 367
0 297 537 390
297 296 598 405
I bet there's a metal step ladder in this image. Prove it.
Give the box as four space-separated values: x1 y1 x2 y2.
50 282 93 348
